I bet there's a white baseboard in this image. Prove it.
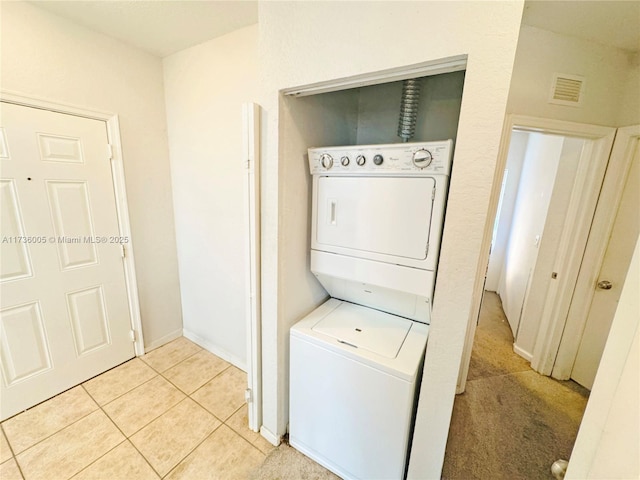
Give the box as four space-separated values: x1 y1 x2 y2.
260 425 280 446
182 329 247 372
143 328 183 353
513 343 533 362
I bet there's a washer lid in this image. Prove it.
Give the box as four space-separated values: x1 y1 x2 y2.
311 302 412 359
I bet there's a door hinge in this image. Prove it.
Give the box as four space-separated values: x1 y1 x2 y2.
245 388 252 403
120 245 126 258
107 144 114 160
129 329 136 342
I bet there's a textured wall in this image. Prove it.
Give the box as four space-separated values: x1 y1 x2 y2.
1 2 183 349
508 25 638 126
163 25 259 368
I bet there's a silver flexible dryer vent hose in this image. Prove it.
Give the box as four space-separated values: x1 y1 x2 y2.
397 79 421 142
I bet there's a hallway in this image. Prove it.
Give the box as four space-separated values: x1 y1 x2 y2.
442 292 590 479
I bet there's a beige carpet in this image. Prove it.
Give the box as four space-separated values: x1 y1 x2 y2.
249 441 339 480
441 291 590 480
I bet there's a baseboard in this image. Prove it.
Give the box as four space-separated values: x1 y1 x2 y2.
513 343 533 362
182 329 247 371
143 328 183 353
260 425 280 446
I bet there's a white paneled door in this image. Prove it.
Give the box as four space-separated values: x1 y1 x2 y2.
0 102 134 420
570 129 640 389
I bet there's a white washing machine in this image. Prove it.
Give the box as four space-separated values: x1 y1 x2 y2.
289 141 453 480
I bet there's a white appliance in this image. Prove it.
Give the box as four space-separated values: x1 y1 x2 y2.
290 140 453 480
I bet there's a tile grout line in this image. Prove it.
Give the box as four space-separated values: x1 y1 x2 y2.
1 423 26 480
4 396 101 461
140 342 204 376
124 438 163 479
85 343 228 478
66 437 130 480
183 370 247 424
89 367 230 479
222 403 273 455
87 368 160 408
81 383 163 480
152 372 258 477
103 389 187 440
159 420 225 479
162 363 232 397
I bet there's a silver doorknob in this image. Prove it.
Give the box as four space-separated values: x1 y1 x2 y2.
597 280 612 290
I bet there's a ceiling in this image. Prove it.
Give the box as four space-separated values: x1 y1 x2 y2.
522 0 640 53
29 1 258 57
29 1 640 58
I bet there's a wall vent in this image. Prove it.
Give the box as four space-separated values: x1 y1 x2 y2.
549 73 585 107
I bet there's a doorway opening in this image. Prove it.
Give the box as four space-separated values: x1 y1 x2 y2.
453 116 639 476
486 129 587 365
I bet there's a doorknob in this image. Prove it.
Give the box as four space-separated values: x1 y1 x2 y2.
597 280 612 290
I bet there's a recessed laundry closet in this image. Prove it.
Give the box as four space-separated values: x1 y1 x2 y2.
282 68 465 480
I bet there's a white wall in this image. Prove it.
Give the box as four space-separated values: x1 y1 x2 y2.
162 25 259 368
486 131 529 292
0 2 182 349
566 236 639 480
499 133 563 341
508 25 635 126
258 1 525 476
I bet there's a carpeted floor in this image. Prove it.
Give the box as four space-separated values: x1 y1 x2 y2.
249 441 339 480
441 291 590 480
250 292 590 480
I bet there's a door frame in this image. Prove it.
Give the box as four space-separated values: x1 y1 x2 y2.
1 90 144 356
552 124 640 380
457 114 615 392
242 102 262 433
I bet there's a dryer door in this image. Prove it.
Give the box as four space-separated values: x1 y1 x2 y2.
314 176 436 264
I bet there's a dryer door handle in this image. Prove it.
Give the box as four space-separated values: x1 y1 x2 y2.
329 199 337 225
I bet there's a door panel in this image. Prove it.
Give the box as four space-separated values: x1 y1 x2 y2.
0 102 134 419
0 180 33 281
66 285 111 356
46 180 99 269
571 138 639 389
0 302 52 385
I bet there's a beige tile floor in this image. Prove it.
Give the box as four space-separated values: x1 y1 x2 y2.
0 337 274 480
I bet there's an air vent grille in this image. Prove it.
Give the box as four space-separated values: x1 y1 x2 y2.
549 73 585 107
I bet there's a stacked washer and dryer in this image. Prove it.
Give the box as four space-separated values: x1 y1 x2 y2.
289 140 453 480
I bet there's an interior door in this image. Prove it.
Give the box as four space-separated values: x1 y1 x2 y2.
0 102 135 420
570 135 639 389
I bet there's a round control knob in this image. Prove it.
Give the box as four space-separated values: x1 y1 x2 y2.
356 155 366 166
340 156 350 166
320 153 333 170
373 154 384 166
412 149 433 168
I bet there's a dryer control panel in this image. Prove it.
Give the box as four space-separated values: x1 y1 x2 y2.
308 140 453 176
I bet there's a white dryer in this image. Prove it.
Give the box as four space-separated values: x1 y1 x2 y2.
290 141 453 480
